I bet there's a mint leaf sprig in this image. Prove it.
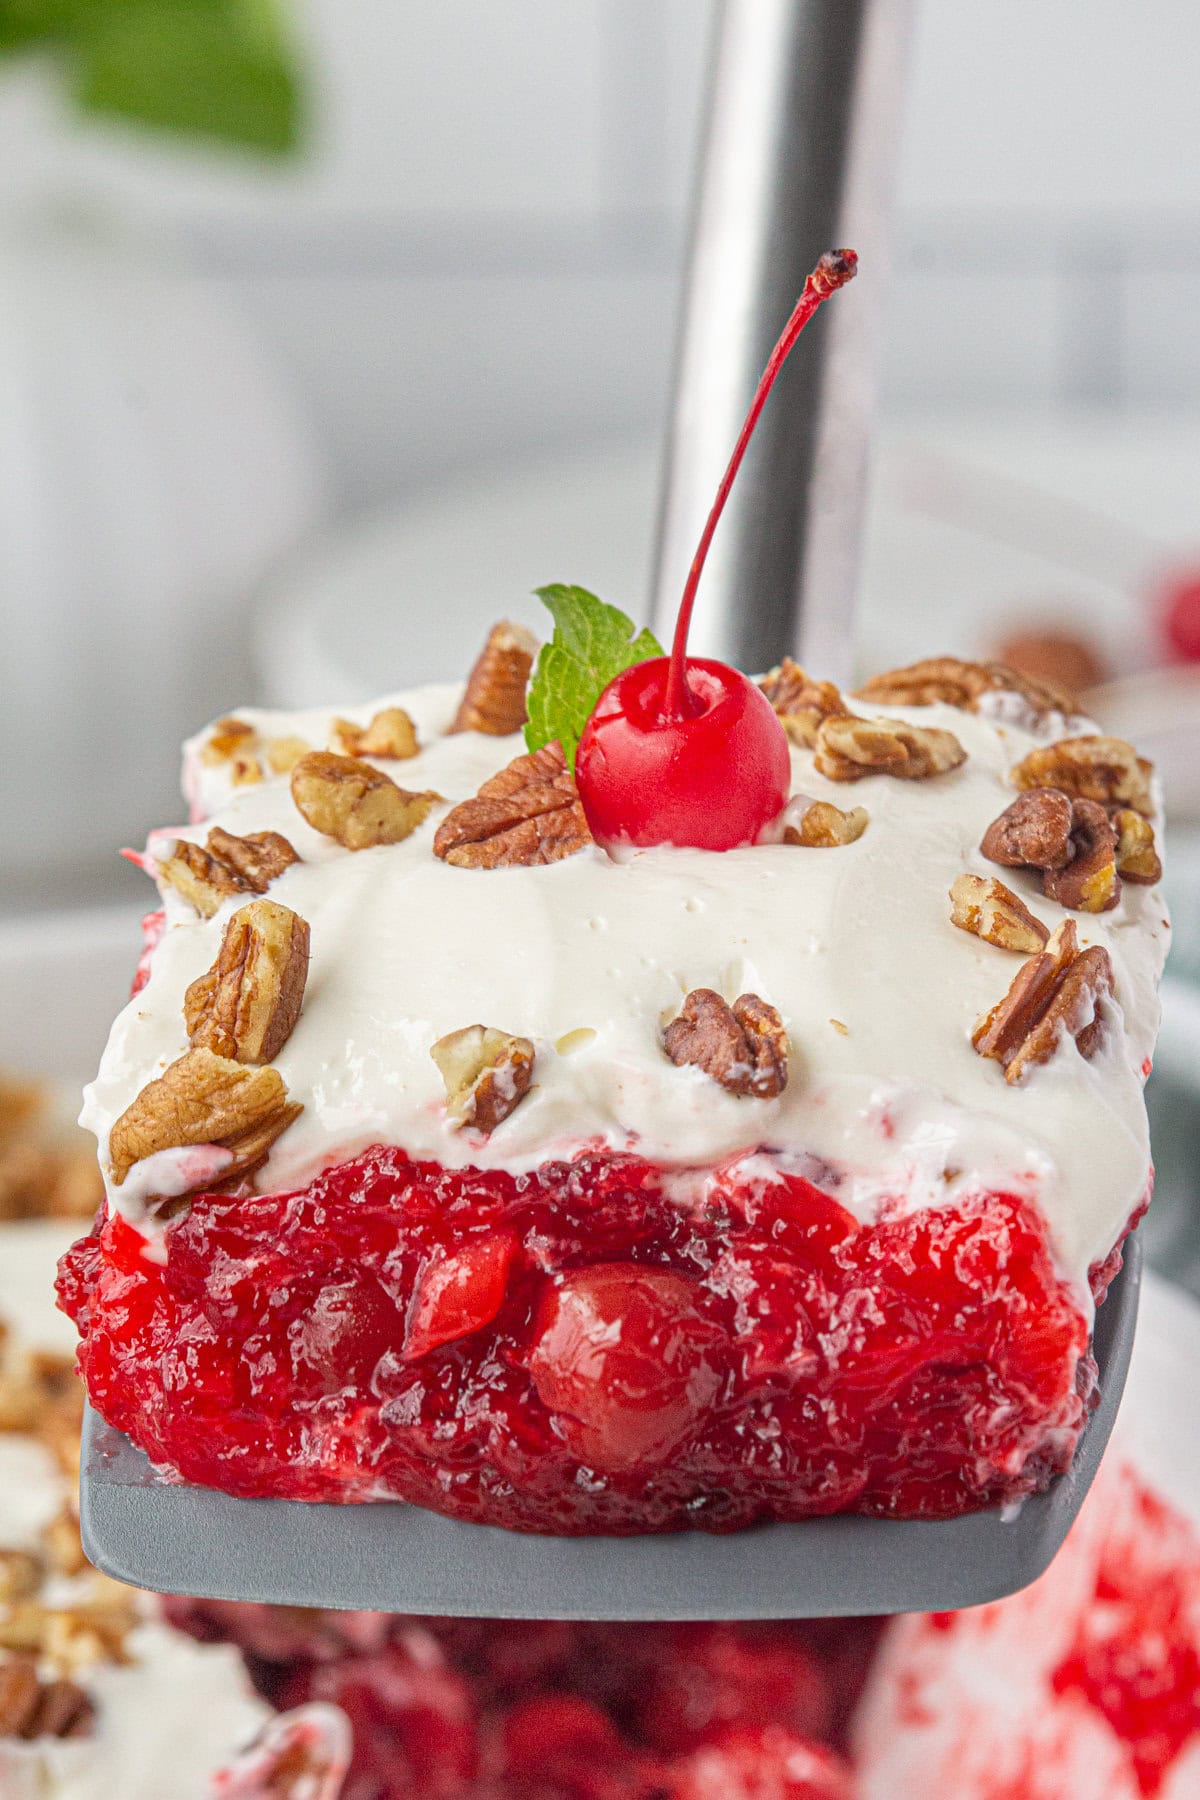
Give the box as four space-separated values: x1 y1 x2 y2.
524 585 662 767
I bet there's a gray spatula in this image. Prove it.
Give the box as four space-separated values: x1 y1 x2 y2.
79 0 1144 1618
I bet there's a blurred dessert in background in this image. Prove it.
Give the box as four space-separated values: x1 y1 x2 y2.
993 625 1109 701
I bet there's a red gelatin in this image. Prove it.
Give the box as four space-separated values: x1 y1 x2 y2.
58 1146 1095 1533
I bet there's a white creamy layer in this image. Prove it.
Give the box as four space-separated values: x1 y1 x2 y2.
81 680 1169 1306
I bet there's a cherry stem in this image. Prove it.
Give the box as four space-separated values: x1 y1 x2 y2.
664 248 859 719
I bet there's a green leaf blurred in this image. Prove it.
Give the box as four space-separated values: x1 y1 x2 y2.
0 0 304 155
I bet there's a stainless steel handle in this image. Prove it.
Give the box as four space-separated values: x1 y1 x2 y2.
651 0 914 682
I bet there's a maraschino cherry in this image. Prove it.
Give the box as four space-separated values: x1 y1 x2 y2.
576 248 858 851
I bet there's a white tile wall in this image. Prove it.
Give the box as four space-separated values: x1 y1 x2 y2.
0 0 1197 507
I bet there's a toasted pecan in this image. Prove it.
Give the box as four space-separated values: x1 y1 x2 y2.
759 660 853 746
972 918 1114 1084
856 656 1076 717
814 715 966 782
291 751 440 850
0 1657 94 1741
331 707 420 760
199 717 257 766
1113 808 1163 885
950 874 1050 954
433 741 593 868
781 799 869 847
184 899 310 1064
451 621 538 736
158 827 299 919
1010 735 1154 816
663 990 788 1099
108 1049 301 1189
1042 798 1119 914
980 789 1074 871
430 1025 535 1132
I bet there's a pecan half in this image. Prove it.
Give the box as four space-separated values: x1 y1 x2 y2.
663 990 788 1099
430 1025 535 1132
0 1657 94 1741
781 799 869 847
1113 808 1163 885
108 1049 302 1188
759 659 853 746
158 827 299 919
1042 799 1119 913
185 899 310 1064
433 741 593 868
856 656 1075 718
331 707 419 760
814 715 966 782
950 874 1050 953
1011 735 1154 816
451 621 538 736
291 751 440 850
972 918 1114 1084
980 789 1074 871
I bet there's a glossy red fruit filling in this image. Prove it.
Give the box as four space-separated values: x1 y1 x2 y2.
58 1145 1100 1534
166 1604 879 1800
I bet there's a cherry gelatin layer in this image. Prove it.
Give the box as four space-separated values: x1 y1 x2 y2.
57 1145 1107 1532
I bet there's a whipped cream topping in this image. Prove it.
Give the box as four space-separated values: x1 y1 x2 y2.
82 679 1168 1305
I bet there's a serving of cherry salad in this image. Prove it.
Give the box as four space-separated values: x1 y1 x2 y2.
60 250 1167 1542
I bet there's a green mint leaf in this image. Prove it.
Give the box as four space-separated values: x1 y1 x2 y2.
524 585 663 766
0 0 305 155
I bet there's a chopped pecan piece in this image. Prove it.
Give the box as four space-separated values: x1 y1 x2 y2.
759 659 853 745
42 1507 88 1579
972 919 1114 1084
200 716 257 766
291 751 440 850
0 1550 42 1605
781 799 869 847
451 621 539 736
158 827 299 919
1042 799 1119 913
433 741 593 868
108 1048 301 1189
265 735 311 775
856 656 1075 717
430 1025 535 1132
814 715 966 782
950 874 1050 953
1011 734 1154 816
229 754 263 787
0 1587 136 1675
663 990 788 1099
185 899 310 1064
331 707 420 760
980 789 1074 871
0 1656 94 1741
1113 808 1163 885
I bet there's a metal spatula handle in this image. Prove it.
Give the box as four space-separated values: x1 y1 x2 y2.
650 0 914 683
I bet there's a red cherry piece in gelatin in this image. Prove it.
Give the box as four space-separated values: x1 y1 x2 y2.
529 1264 724 1474
577 656 791 850
575 249 857 852
403 1230 518 1361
